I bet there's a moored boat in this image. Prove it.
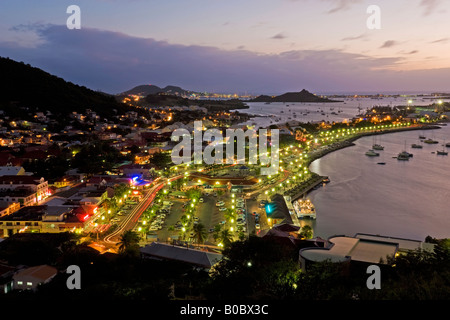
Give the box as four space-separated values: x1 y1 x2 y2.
424 138 439 144
372 144 384 150
397 152 410 161
293 198 316 219
365 149 380 156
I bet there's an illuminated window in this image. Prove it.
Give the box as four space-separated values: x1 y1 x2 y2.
27 282 32 286
17 281 23 285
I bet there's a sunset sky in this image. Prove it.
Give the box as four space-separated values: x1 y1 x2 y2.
1 0 450 94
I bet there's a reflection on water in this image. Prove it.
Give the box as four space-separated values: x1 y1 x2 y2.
307 125 450 240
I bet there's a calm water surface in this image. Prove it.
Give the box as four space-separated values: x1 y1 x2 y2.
307 125 450 240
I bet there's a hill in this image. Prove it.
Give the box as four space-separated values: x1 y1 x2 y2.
120 84 198 97
0 57 129 118
140 93 249 111
250 89 339 103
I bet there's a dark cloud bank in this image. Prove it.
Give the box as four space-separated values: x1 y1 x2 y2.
1 24 450 94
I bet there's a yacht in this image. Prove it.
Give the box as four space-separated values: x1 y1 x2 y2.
397 151 410 161
437 141 448 155
365 149 380 157
372 136 384 150
293 198 316 219
411 144 423 149
372 144 384 150
424 138 439 144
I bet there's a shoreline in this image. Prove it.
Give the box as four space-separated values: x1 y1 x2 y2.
278 124 441 201
305 124 441 168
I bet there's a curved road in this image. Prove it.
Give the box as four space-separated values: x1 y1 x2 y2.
103 180 165 244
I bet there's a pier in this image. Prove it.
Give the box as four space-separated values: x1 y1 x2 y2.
289 175 327 201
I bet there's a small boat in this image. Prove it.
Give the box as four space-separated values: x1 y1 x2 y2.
377 162 386 165
437 141 448 155
446 143 450 148
397 152 410 161
419 135 426 140
372 144 384 150
424 138 439 144
365 150 380 157
294 198 316 219
411 144 423 149
398 141 412 160
372 136 384 150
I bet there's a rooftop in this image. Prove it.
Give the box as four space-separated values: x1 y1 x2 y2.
13 264 57 282
300 235 399 264
140 242 223 269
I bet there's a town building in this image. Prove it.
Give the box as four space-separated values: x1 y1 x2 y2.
12 265 58 291
298 233 436 272
0 201 20 217
0 175 49 205
140 242 223 270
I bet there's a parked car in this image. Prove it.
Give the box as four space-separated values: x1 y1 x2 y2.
255 224 260 230
219 207 227 211
199 198 204 203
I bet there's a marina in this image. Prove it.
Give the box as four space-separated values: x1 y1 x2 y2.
308 124 450 240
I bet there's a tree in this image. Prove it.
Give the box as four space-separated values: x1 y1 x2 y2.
150 151 172 169
117 230 141 254
192 223 207 246
219 229 233 248
300 225 313 239
114 183 130 200
103 197 117 213
223 209 235 222
187 188 201 200
213 224 222 242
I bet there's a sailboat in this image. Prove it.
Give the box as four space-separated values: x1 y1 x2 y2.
397 141 412 161
437 140 448 155
424 131 439 144
372 136 384 150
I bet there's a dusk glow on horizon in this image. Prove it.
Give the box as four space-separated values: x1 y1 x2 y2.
1 0 450 94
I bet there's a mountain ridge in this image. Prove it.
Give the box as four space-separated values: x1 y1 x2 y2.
249 89 340 103
0 56 129 118
120 84 198 97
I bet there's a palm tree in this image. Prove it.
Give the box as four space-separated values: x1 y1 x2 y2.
300 225 313 239
213 224 222 242
223 209 235 223
219 229 233 248
118 230 141 253
104 197 117 213
192 223 207 247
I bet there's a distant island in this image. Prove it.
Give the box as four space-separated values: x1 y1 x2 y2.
249 89 341 103
120 84 198 97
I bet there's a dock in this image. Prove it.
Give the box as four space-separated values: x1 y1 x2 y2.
288 175 328 201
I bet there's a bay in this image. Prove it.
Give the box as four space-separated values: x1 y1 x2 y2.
307 125 450 240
